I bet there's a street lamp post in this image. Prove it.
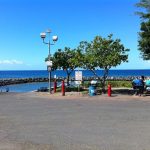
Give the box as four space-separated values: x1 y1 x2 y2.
40 29 58 94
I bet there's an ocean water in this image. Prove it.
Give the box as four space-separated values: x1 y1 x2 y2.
0 70 150 92
0 82 48 93
0 69 150 79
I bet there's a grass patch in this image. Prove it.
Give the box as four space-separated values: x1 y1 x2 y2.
82 80 132 88
106 81 132 88
54 80 132 93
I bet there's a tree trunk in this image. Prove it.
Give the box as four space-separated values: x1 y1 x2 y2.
101 68 109 94
101 77 106 93
67 74 70 86
66 70 72 86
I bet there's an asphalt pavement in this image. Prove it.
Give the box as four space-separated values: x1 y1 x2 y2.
0 92 150 150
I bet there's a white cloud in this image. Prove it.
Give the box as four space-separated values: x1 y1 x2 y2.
0 59 23 65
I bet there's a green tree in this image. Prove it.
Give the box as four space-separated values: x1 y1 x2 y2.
136 0 150 60
45 54 57 71
47 47 83 86
79 34 129 93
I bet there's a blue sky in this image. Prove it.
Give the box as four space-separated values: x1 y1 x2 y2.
0 0 149 70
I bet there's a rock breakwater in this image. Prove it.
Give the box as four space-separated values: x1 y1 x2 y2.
0 76 134 87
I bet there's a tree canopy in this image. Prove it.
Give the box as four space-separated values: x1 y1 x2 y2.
136 0 150 60
45 35 129 92
79 34 129 92
46 47 83 85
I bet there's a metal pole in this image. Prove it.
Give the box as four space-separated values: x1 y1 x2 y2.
48 32 51 94
54 79 57 93
62 80 65 96
41 29 57 94
50 71 52 93
49 71 51 93
108 84 111 97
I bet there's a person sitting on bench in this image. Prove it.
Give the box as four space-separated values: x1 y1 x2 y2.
132 76 144 96
145 77 150 92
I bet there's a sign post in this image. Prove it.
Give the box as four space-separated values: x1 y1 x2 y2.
75 71 82 92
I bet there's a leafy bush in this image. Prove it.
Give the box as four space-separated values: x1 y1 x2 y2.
82 80 132 88
66 86 84 92
106 81 132 88
55 80 132 93
82 81 91 88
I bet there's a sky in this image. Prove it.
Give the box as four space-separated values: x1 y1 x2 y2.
0 0 149 70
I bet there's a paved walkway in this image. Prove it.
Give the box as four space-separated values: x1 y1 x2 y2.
0 92 150 149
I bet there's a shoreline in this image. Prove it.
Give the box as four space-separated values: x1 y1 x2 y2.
0 76 141 87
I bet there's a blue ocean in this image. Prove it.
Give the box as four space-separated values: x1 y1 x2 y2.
0 70 150 79
0 70 150 92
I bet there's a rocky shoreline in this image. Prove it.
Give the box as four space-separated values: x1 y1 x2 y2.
0 76 135 87
0 78 48 86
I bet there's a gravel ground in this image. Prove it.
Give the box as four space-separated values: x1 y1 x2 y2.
0 92 150 150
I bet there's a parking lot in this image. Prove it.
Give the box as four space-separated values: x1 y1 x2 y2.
0 92 150 149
